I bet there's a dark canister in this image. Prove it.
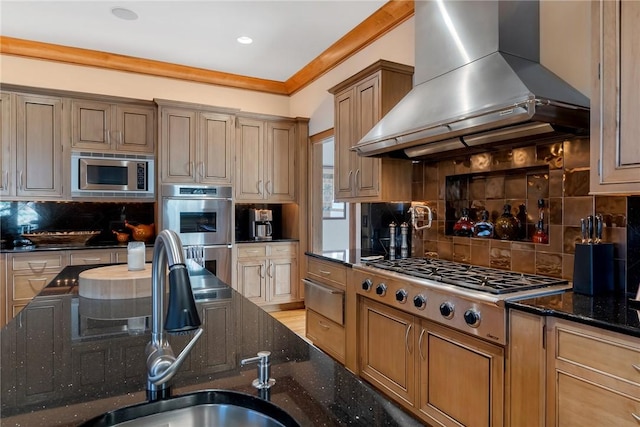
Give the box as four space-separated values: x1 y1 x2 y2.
495 204 519 240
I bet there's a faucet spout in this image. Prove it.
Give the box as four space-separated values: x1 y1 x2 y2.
146 229 202 398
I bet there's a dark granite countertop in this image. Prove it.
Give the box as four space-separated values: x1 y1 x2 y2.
305 249 386 267
507 291 640 338
0 265 422 427
236 238 300 244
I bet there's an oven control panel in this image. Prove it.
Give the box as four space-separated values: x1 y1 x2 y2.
353 269 507 345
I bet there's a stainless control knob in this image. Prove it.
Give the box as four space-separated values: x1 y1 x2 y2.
463 309 481 328
413 295 427 310
362 279 373 292
375 283 387 296
439 302 455 319
395 289 408 303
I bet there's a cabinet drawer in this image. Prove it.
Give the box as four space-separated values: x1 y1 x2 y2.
556 324 640 386
556 371 640 427
237 245 267 258
69 250 112 265
267 243 297 257
303 279 344 325
306 257 347 289
306 308 345 363
11 253 64 271
12 272 60 300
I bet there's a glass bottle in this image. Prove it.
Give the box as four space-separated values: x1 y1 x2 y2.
532 199 549 244
472 210 494 238
453 208 474 237
495 204 519 240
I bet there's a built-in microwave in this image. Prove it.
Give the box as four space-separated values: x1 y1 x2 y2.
71 152 155 198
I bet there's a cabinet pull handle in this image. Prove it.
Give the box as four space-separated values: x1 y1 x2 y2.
2 170 7 190
266 180 272 195
347 170 353 191
117 130 123 144
318 321 330 330
80 258 101 263
632 413 640 423
189 161 195 175
268 262 273 278
418 328 426 360
633 364 640 373
28 261 47 271
257 180 263 195
18 170 23 190
405 324 412 354
199 162 205 178
28 277 47 288
318 269 331 276
259 264 265 279
354 169 360 189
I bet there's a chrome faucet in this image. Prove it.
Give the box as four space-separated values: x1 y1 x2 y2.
146 229 203 400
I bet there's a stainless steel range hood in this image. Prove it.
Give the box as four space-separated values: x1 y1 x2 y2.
354 0 590 159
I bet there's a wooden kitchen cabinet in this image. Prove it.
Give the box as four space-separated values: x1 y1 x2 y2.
329 60 413 202
590 0 640 194
6 251 66 322
158 103 235 185
0 91 11 197
546 318 640 427
235 116 296 202
359 297 416 408
235 242 299 307
417 319 504 427
70 99 155 153
305 257 348 364
1 92 65 200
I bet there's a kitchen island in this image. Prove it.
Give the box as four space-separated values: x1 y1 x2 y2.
0 264 423 426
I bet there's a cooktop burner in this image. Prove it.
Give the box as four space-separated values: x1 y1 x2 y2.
363 257 568 295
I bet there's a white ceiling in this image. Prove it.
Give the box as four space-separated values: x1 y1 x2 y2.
0 1 387 82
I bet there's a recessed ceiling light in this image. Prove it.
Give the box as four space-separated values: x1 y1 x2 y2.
237 36 253 45
111 7 138 21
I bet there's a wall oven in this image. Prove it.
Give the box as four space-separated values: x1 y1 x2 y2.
71 152 155 198
160 184 233 285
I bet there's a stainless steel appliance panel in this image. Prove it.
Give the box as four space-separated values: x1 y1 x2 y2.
162 195 232 246
188 244 232 286
303 279 345 325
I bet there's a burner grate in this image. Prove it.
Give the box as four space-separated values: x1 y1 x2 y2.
364 258 568 294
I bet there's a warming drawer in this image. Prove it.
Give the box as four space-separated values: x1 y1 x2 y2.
303 278 344 325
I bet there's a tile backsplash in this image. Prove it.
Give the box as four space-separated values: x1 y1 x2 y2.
0 201 155 247
408 136 634 296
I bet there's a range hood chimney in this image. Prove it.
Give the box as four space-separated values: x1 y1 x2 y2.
354 0 589 159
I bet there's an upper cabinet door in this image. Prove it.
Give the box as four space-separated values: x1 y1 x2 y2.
16 95 63 197
71 100 113 151
235 117 265 200
334 89 355 200
115 105 155 153
15 94 64 198
0 92 12 198
199 111 234 184
354 74 380 197
265 120 296 201
590 0 640 194
160 107 197 183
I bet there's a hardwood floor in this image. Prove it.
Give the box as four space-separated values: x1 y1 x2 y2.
270 309 310 343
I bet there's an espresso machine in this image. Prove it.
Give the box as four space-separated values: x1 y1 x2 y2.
249 209 273 240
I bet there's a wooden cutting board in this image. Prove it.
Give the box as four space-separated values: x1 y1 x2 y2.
78 264 152 299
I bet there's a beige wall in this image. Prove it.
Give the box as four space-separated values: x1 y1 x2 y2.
0 1 589 134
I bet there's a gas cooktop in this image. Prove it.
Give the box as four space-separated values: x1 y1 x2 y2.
362 257 568 295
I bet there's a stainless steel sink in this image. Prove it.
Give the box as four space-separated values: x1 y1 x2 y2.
80 390 300 427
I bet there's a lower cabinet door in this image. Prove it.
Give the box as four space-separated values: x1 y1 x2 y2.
417 320 504 427
554 371 640 427
359 297 415 407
